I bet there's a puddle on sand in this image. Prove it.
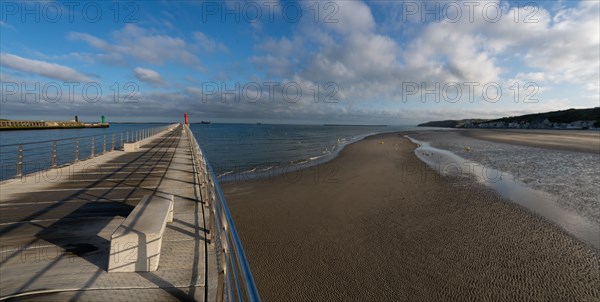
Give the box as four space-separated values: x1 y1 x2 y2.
405 136 600 250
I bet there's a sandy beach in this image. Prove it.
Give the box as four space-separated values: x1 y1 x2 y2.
223 131 600 301
460 129 600 153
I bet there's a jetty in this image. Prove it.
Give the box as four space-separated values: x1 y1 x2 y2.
0 123 259 301
0 116 109 131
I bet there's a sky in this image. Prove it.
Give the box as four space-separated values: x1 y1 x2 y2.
1 0 599 125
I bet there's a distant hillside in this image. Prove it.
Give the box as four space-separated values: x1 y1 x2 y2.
418 107 600 129
487 108 599 124
418 119 489 128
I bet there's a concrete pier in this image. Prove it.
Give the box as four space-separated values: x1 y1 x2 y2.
0 120 109 130
0 124 218 301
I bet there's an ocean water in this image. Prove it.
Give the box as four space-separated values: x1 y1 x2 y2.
0 123 410 181
189 124 411 182
0 123 168 180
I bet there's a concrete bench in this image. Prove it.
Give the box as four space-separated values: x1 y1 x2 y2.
108 194 174 272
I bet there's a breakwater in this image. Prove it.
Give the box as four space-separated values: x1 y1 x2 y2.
0 120 109 130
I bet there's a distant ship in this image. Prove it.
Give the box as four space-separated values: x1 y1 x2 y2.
200 121 211 124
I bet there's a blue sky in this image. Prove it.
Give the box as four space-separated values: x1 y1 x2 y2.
1 0 598 124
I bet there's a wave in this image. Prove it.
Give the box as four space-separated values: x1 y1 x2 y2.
213 126 409 183
216 170 235 178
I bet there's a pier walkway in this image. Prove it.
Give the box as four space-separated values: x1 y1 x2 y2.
0 124 234 301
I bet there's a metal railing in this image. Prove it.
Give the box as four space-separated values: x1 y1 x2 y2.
185 124 261 302
0 125 174 181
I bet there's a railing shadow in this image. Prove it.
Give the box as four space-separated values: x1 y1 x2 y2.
0 126 186 299
36 201 135 270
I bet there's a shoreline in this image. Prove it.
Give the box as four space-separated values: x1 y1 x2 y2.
217 129 404 183
459 128 600 153
405 134 599 250
224 128 600 249
223 130 600 301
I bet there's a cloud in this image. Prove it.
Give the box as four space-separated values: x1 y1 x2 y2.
69 24 203 68
67 32 111 50
0 53 92 82
409 1 599 92
251 1 408 104
250 0 598 111
0 20 15 30
251 37 301 77
323 0 375 35
193 32 229 53
3 1 598 124
134 67 164 85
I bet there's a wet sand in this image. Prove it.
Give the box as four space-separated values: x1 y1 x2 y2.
223 132 600 301
460 129 600 153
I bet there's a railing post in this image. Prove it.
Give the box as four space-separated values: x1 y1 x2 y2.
126 131 129 143
51 141 57 167
16 144 23 178
75 139 79 162
91 137 95 158
121 132 123 148
112 134 115 151
103 135 106 154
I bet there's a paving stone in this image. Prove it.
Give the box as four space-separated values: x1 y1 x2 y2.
0 126 217 301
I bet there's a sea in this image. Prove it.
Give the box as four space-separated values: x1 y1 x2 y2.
1 123 597 249
0 123 411 181
189 124 413 182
